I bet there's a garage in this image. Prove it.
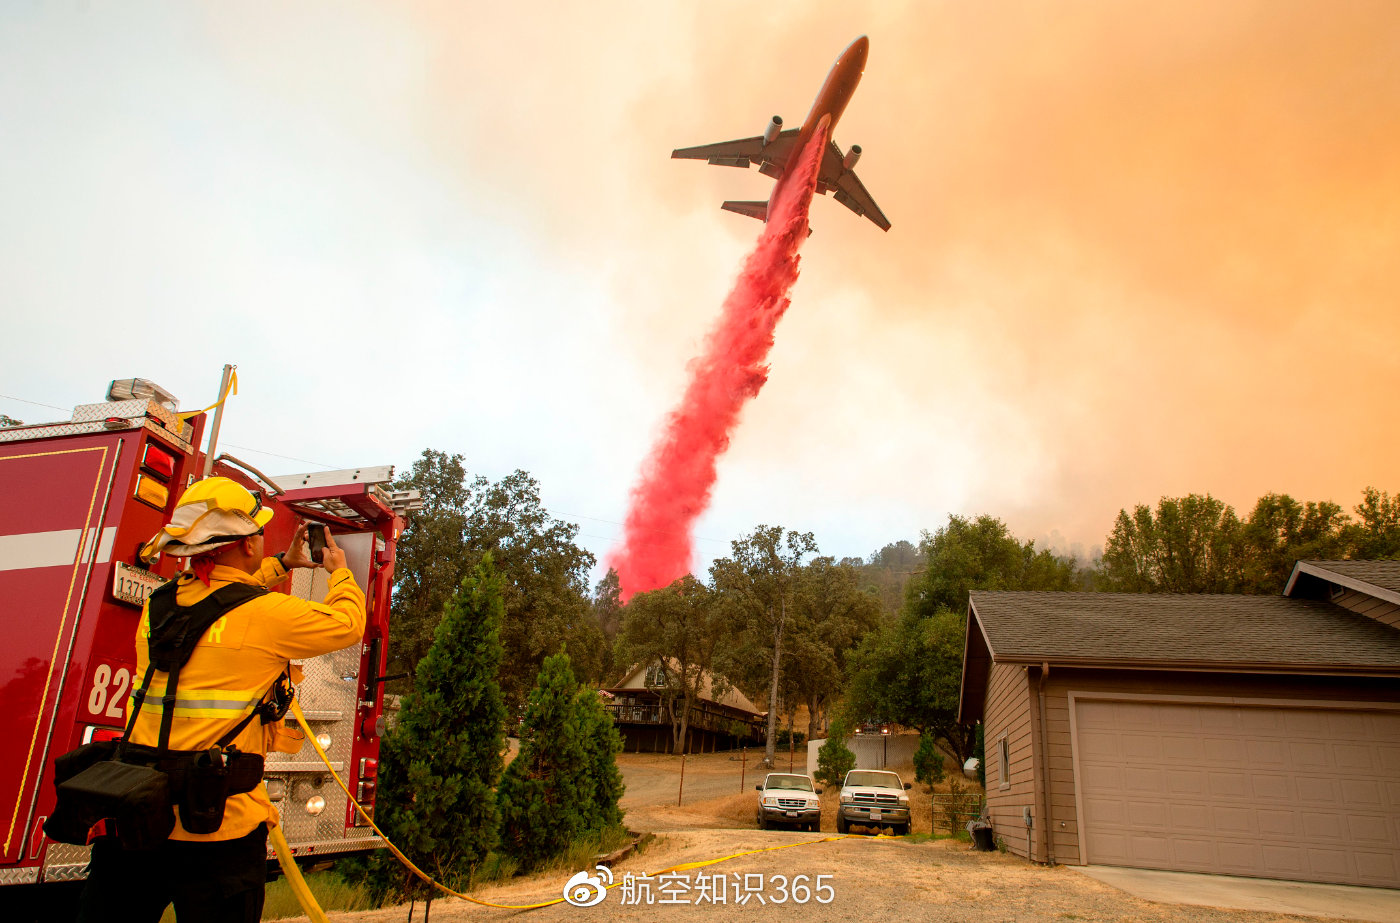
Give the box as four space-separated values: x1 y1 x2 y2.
1074 698 1400 887
958 560 1400 885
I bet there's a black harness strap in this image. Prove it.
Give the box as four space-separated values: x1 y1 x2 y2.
127 581 270 755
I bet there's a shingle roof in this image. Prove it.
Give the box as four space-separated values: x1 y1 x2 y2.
1287 560 1400 604
968 590 1400 672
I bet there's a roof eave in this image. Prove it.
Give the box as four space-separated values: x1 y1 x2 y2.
989 654 1400 678
1285 561 1400 607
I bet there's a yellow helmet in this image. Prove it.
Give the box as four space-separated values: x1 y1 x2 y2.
140 476 274 560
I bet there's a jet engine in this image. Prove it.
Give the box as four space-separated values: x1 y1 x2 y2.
842 145 862 170
763 115 783 146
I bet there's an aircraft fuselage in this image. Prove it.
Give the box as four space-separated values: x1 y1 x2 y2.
778 35 869 195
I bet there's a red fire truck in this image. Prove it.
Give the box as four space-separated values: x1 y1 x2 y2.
0 375 418 901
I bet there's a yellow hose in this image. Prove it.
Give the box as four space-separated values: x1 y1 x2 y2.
287 699 861 912
270 821 332 923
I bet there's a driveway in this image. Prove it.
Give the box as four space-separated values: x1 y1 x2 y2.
1075 865 1400 923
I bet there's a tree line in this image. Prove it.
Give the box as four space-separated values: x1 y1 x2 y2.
386 448 1400 780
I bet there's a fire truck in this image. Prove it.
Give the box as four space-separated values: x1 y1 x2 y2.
0 375 419 899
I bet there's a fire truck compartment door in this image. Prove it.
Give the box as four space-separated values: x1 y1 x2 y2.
0 444 121 862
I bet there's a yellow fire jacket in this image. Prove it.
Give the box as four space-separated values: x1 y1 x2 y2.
129 557 366 842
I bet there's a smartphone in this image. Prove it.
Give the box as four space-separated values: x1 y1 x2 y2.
306 523 328 565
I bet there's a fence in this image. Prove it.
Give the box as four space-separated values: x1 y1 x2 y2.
804 734 920 775
930 792 986 835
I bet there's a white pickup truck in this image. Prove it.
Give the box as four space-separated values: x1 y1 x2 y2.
755 773 823 832
836 769 911 835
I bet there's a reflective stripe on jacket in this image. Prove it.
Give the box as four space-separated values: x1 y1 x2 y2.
129 557 366 841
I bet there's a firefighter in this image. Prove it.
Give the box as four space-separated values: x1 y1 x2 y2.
76 477 366 923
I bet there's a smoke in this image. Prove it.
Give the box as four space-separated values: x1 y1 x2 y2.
608 115 833 599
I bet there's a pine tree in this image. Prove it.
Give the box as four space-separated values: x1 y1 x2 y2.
350 557 507 904
913 731 946 785
497 651 591 870
574 687 625 834
815 715 857 786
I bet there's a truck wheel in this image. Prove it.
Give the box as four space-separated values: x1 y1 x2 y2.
757 814 767 830
836 816 848 834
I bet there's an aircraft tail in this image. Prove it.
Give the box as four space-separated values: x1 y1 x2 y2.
721 200 768 222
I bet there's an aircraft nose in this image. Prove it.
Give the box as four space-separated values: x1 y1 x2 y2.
849 35 870 62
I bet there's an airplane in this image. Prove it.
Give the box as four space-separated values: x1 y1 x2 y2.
672 35 890 232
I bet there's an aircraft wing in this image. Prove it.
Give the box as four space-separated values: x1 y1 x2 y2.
818 139 891 231
672 129 800 170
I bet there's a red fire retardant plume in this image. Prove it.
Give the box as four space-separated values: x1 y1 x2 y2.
608 115 833 600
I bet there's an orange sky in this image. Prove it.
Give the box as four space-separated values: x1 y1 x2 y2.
385 0 1400 557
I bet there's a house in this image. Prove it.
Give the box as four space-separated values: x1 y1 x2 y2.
603 658 766 753
958 560 1400 888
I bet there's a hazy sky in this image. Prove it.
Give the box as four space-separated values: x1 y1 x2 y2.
3 1 1397 580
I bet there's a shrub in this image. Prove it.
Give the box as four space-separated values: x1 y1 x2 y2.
775 728 806 748
913 731 945 786
814 717 856 786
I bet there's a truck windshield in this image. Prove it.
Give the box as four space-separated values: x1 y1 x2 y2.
845 771 901 788
765 775 814 791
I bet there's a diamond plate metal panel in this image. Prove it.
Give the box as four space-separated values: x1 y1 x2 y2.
267 833 382 861
0 864 42 885
265 543 373 850
0 419 193 453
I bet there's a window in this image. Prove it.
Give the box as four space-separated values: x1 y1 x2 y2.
644 663 666 687
998 734 1011 790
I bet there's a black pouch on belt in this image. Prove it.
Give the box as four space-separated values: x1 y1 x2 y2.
180 747 231 834
53 759 174 850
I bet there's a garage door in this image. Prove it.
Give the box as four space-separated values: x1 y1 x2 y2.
1075 699 1400 887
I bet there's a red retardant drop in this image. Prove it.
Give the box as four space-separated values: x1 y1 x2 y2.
608 115 833 600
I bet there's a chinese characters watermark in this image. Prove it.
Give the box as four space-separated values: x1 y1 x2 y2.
563 868 835 907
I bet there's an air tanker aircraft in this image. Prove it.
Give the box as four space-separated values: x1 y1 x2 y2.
672 35 890 231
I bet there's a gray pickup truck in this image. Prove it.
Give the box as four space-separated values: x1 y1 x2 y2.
755 773 823 831
836 769 912 835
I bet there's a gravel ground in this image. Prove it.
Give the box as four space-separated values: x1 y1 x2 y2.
286 751 1327 923
310 829 1323 923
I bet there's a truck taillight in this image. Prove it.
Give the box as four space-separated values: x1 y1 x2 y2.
142 442 177 480
134 475 169 510
81 726 124 745
358 757 379 779
356 780 376 802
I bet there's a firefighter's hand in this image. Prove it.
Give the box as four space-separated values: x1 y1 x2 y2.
281 523 316 570
320 527 347 573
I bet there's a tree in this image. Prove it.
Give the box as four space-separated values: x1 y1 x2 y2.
1099 494 1243 593
1239 493 1351 592
592 569 624 682
388 450 600 702
710 525 819 765
814 713 856 787
614 575 730 754
854 540 925 616
352 557 507 904
787 557 884 740
906 515 1077 618
913 731 946 786
1350 488 1400 559
844 606 975 764
574 686 626 834
497 651 591 870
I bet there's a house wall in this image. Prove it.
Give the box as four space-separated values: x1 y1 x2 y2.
982 661 1040 861
1040 669 1400 866
1331 588 1400 629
